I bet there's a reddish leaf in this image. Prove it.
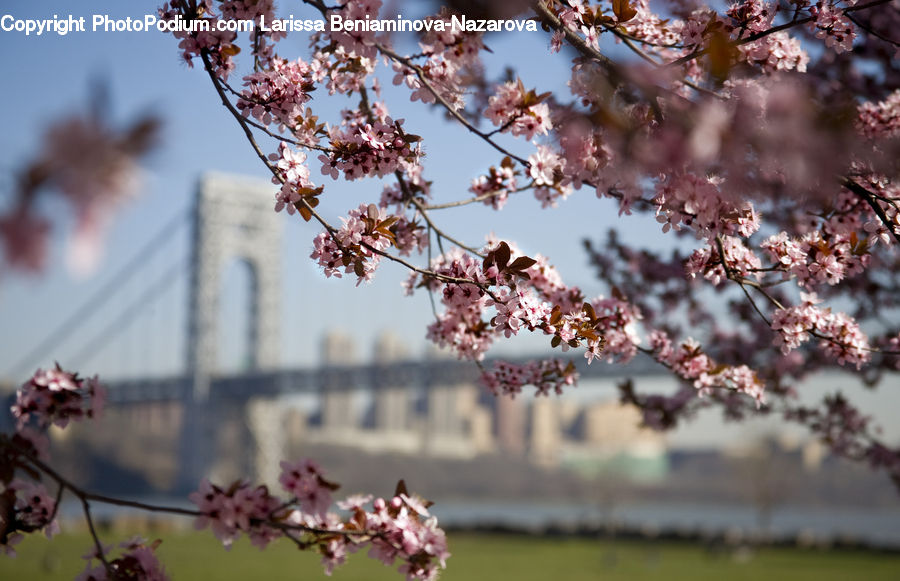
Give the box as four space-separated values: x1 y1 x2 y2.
509 256 538 271
612 0 637 23
220 44 241 57
494 242 511 270
707 29 737 82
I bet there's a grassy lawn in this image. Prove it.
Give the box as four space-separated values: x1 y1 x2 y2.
2 530 899 580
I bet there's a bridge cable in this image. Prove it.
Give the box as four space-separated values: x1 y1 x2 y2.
7 211 188 379
70 255 188 371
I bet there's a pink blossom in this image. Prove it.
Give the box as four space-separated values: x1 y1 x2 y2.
12 366 106 430
481 359 578 397
7 480 60 539
76 537 169 581
279 459 334 517
188 478 283 550
0 207 50 273
485 81 552 141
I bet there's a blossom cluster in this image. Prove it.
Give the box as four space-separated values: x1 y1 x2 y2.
11 365 106 430
686 236 762 287
407 241 643 370
556 119 612 190
0 207 50 273
310 203 400 284
654 173 760 240
237 58 316 136
77 537 169 581
269 143 320 217
857 90 900 141
771 293 871 369
157 0 285 77
158 1 240 77
190 466 449 580
0 112 157 277
480 359 578 397
810 3 855 53
305 0 380 94
760 227 870 289
319 108 422 181
340 492 450 581
648 331 766 406
484 80 553 141
392 8 487 110
2 366 106 556
416 248 494 360
739 32 809 73
528 146 572 208
189 479 285 549
325 0 382 61
0 480 60 555
553 0 828 76
279 459 336 517
469 158 519 210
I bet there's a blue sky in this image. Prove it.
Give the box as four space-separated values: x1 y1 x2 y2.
1 0 897 449
0 0 631 377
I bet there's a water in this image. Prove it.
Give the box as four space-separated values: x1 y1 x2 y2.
430 500 900 547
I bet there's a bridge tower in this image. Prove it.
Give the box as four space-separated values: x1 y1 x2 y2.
179 172 282 491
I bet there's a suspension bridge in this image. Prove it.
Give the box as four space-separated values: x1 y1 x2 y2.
2 172 663 493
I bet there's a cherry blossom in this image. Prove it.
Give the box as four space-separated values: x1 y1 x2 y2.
1 480 60 548
11 365 106 430
76 537 169 581
189 478 284 549
0 207 50 274
485 80 553 140
481 359 578 397
279 459 336 517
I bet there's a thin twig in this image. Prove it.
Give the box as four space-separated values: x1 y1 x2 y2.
81 497 114 575
376 44 531 166
531 0 666 119
422 184 535 210
843 178 900 245
410 197 484 257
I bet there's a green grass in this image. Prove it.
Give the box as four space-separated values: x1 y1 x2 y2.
3 530 899 581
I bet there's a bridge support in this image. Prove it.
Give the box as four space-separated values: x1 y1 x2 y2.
374 332 410 433
320 332 358 436
178 173 283 492
247 397 286 489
